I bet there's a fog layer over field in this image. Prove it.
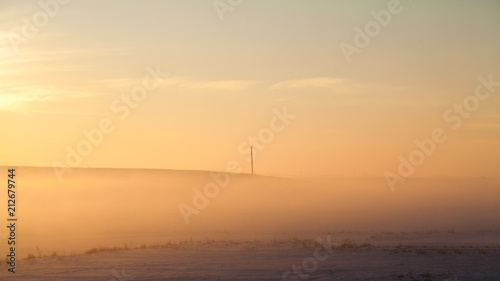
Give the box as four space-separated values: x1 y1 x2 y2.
1 167 499 258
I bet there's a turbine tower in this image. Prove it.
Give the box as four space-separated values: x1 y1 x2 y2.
251 146 254 174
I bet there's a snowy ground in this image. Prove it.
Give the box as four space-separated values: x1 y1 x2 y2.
2 243 500 280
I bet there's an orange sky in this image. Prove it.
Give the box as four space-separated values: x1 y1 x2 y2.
1 0 499 179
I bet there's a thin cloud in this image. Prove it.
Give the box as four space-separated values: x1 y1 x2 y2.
164 76 262 91
0 86 107 112
270 77 345 90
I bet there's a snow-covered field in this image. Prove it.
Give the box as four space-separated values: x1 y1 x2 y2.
2 240 500 280
0 167 499 280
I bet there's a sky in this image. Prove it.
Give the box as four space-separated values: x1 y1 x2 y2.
0 0 499 179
